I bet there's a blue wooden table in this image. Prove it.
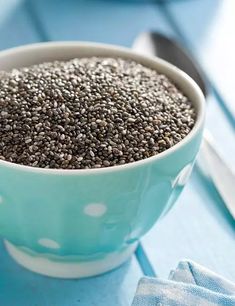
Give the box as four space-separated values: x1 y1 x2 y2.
0 0 234 305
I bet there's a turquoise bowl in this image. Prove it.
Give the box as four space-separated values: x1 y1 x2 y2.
0 42 205 278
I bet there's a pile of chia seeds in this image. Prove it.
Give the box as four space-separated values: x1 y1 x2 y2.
0 57 196 169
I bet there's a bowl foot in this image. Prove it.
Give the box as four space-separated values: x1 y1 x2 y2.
4 240 137 278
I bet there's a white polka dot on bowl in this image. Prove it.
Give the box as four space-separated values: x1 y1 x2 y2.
38 238 60 249
0 196 3 204
84 203 107 217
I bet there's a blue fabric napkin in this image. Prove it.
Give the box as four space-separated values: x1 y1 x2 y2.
132 260 235 305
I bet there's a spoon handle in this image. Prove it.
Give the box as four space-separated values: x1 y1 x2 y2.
133 32 235 219
198 132 235 219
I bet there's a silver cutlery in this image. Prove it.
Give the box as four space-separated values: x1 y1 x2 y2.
133 32 235 219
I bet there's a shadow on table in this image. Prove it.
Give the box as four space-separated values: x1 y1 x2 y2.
0 239 134 306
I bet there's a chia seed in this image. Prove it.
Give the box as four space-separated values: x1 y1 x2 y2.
0 57 196 169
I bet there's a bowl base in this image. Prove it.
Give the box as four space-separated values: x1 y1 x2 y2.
4 240 137 278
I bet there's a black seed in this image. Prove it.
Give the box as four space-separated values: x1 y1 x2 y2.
0 57 195 169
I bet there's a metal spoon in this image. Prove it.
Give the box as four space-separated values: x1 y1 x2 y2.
133 32 235 219
133 32 208 97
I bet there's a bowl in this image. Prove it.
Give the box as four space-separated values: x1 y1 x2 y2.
0 42 205 278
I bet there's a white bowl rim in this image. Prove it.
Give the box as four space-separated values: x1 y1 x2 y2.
0 41 205 175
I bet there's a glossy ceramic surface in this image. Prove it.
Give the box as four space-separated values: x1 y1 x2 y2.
0 42 205 277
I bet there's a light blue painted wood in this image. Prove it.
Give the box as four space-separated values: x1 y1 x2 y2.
0 239 142 306
29 0 174 46
165 0 235 119
135 244 156 277
0 0 234 304
0 2 150 305
141 94 235 280
139 0 235 281
205 94 235 166
142 169 235 281
0 0 22 23
0 0 40 50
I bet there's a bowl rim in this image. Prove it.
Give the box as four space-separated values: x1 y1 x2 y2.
0 41 205 175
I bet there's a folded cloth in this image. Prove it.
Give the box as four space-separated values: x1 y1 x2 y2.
132 260 235 306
